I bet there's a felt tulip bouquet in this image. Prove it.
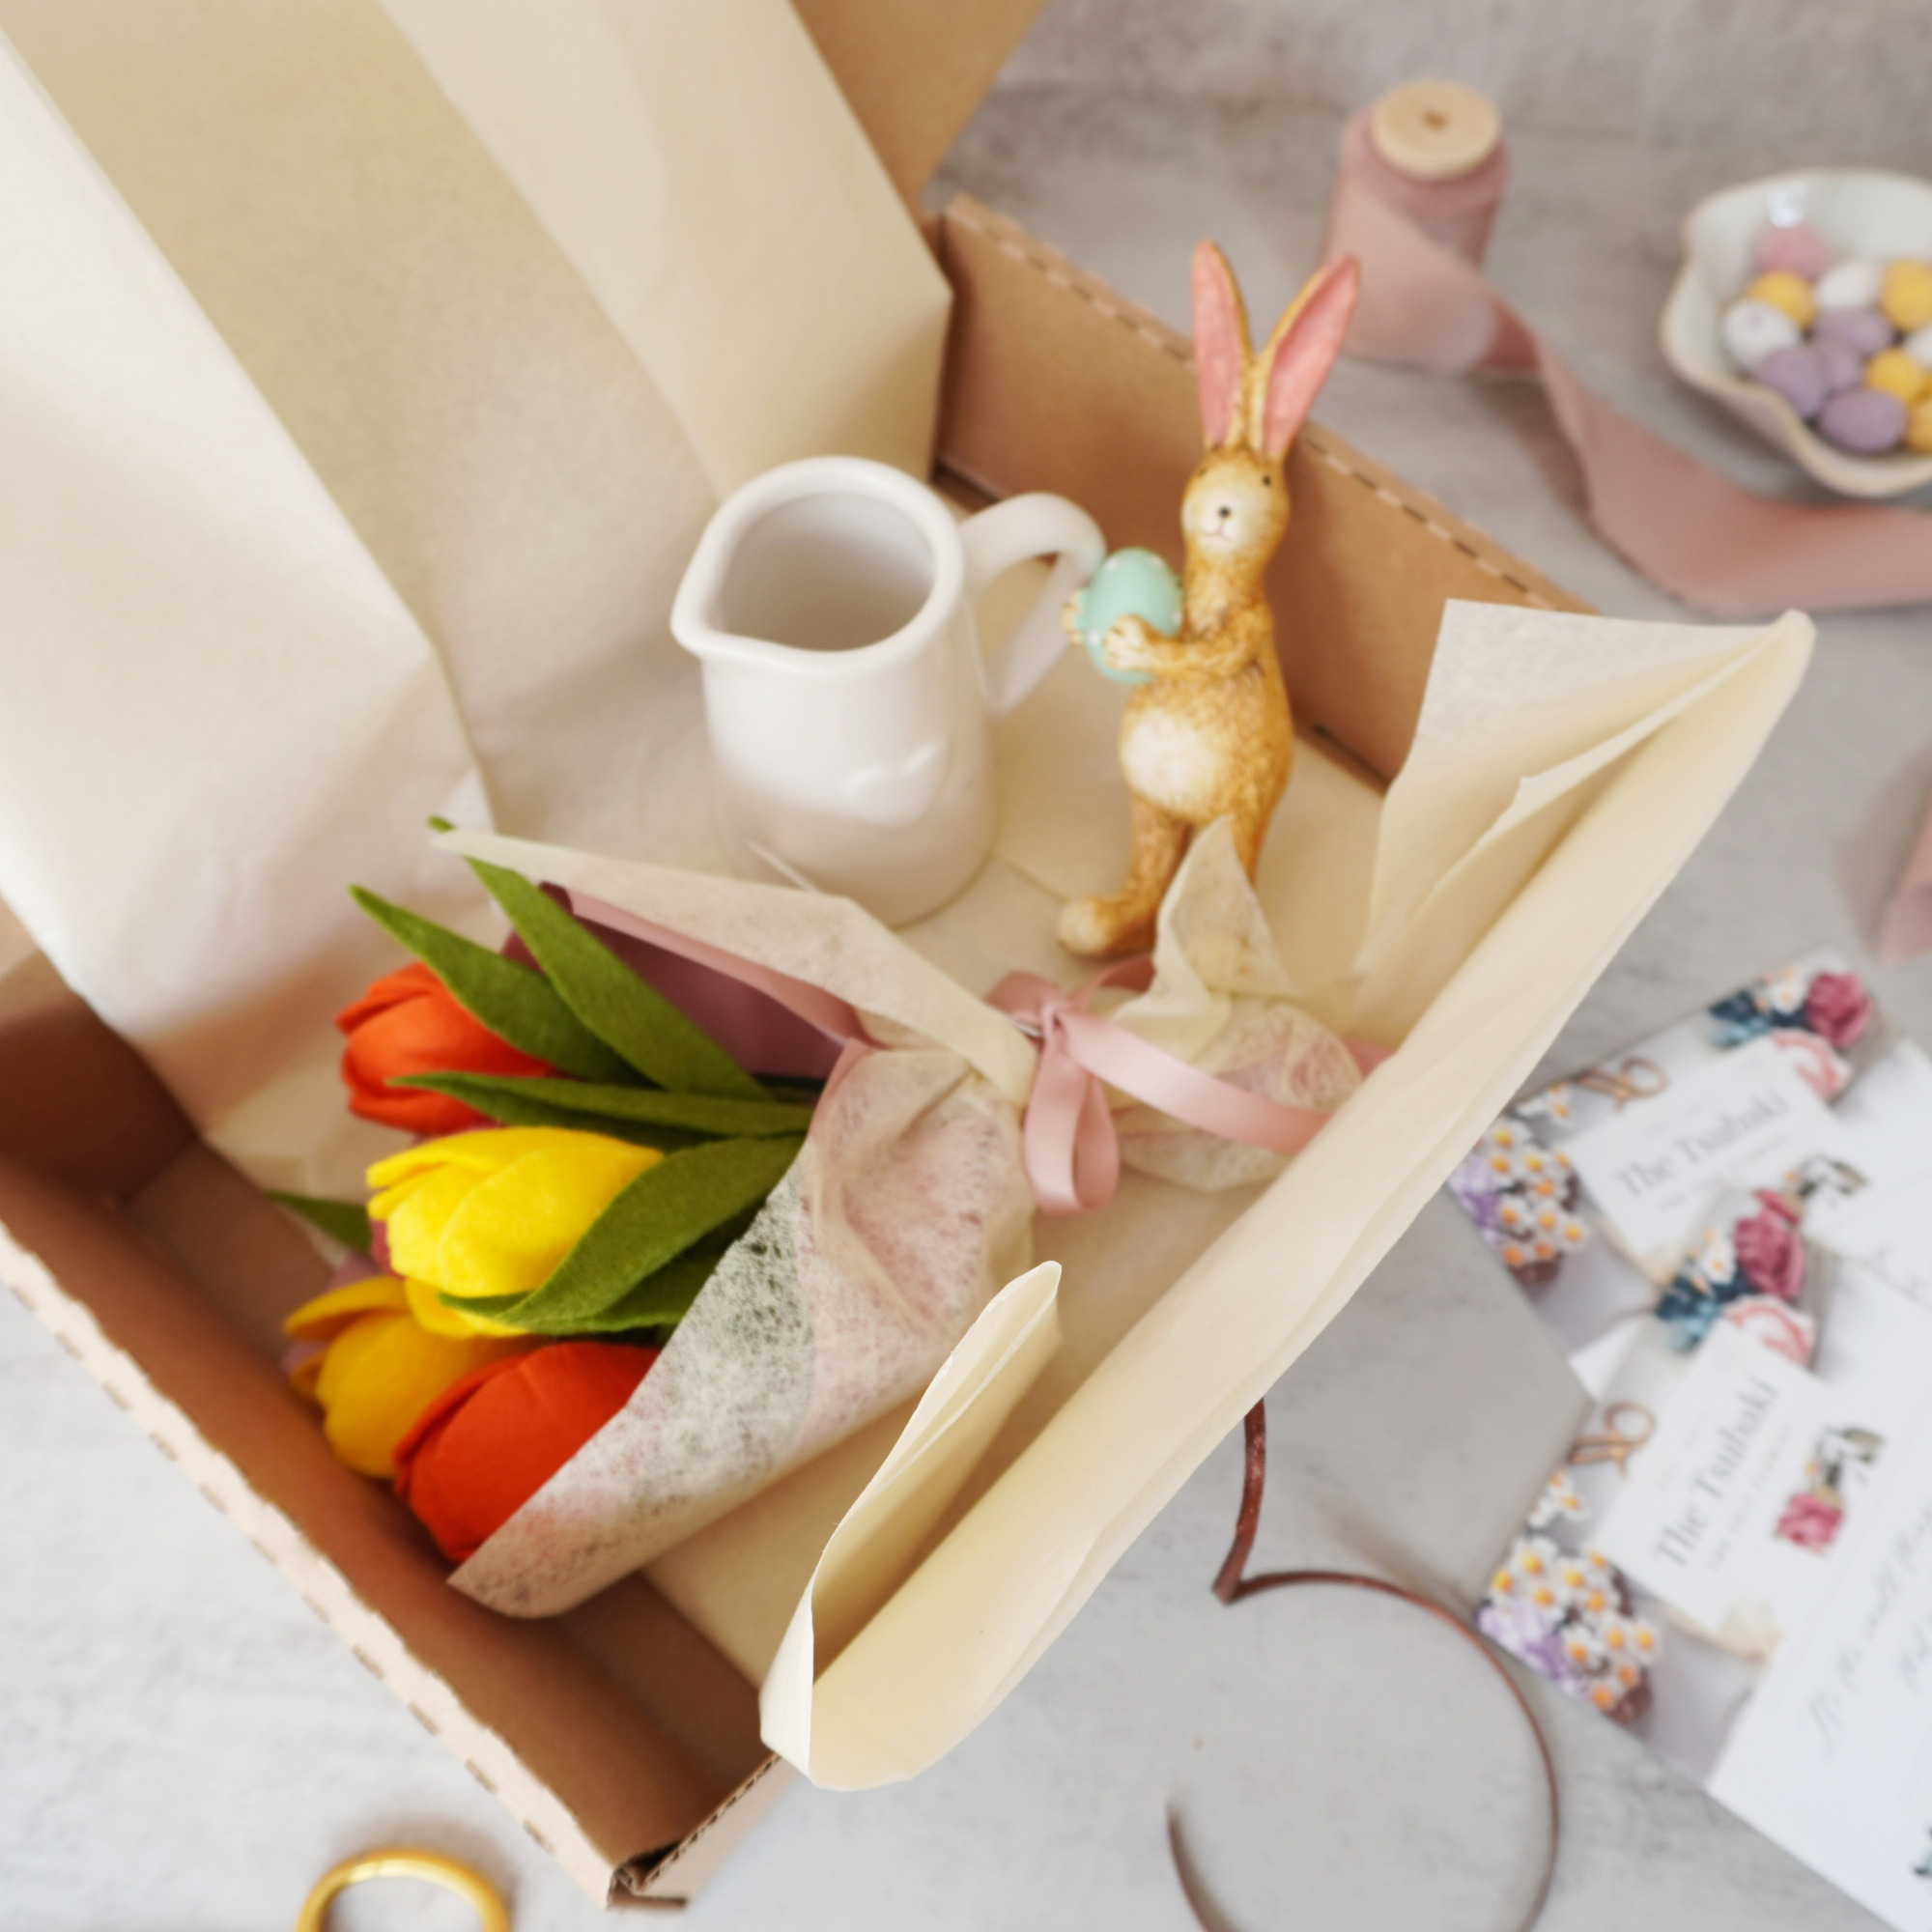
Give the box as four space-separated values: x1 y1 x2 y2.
279 842 1034 1612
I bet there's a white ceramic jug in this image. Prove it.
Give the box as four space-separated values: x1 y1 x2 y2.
671 456 1105 924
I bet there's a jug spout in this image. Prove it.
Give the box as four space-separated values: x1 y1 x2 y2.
669 456 958 679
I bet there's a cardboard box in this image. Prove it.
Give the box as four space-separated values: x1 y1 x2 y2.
0 1 1770 1910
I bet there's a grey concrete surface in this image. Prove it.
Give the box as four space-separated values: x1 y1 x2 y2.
6 59 1928 1932
1003 0 1932 177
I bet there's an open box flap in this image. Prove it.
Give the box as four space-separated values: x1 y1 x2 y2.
0 36 494 1198
789 0 1052 208
0 3 962 1196
376 0 954 497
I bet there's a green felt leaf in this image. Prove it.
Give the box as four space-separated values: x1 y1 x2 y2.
759 1074 827 1103
395 1074 702 1153
398 1071 813 1140
462 856 767 1099
497 1134 803 1331
451 1211 757 1337
433 1290 528 1321
574 1248 721 1332
270 1192 373 1256
349 886 635 1085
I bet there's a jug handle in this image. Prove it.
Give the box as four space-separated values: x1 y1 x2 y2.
961 495 1107 718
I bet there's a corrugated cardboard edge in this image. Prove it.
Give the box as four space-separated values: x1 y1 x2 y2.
615 1754 797 1905
0 1214 637 1904
933 196 1590 781
937 197 1575 611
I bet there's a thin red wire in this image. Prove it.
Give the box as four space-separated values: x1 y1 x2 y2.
1173 1400 1561 1932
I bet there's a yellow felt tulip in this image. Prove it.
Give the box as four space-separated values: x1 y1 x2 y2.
284 1275 528 1478
367 1127 663 1318
285 1275 409 1398
400 1271 524 1341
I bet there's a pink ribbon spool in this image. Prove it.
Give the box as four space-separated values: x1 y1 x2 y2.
1328 79 1510 269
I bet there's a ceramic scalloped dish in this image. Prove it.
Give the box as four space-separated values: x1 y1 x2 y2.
1662 170 1932 499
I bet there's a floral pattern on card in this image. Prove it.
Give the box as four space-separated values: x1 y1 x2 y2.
1475 1473 1662 1721
1655 1190 1819 1355
1708 964 1874 1068
1448 1121 1589 1286
1774 1425 1885 1553
1449 956 1879 1320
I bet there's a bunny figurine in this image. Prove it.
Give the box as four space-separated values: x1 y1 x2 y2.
1058 245 1360 957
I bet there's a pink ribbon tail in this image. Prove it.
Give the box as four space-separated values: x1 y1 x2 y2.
1325 101 1932 961
990 962 1380 1216
1879 791 1932 964
1322 103 1932 620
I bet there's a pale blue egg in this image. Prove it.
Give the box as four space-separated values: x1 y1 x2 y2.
1073 547 1182 686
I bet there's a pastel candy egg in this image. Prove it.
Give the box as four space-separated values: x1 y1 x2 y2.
1752 221 1831 280
1745 270 1815 328
1907 397 1932 455
1074 547 1181 685
1816 384 1907 454
1812 305 1894 356
1903 322 1932 367
1811 337 1863 395
1753 345 1827 418
1881 260 1932 333
1720 298 1801 372
1814 258 1885 311
1865 348 1928 406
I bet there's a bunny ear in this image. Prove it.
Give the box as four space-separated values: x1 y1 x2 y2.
1190 241 1252 448
1247 256 1360 459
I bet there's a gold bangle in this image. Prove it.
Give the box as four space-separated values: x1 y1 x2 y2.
295 1848 509 1932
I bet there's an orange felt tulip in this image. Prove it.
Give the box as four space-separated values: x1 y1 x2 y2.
393 1342 658 1561
336 961 551 1135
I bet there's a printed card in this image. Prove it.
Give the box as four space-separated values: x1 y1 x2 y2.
1462 952 1932 1928
1564 1036 1852 1274
1591 1320 1906 1646
1708 1415 1932 1931
1448 952 1881 1360
1817 1163 1932 1313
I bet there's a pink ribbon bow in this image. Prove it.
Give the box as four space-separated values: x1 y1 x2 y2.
989 960 1381 1216
569 887 1378 1217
